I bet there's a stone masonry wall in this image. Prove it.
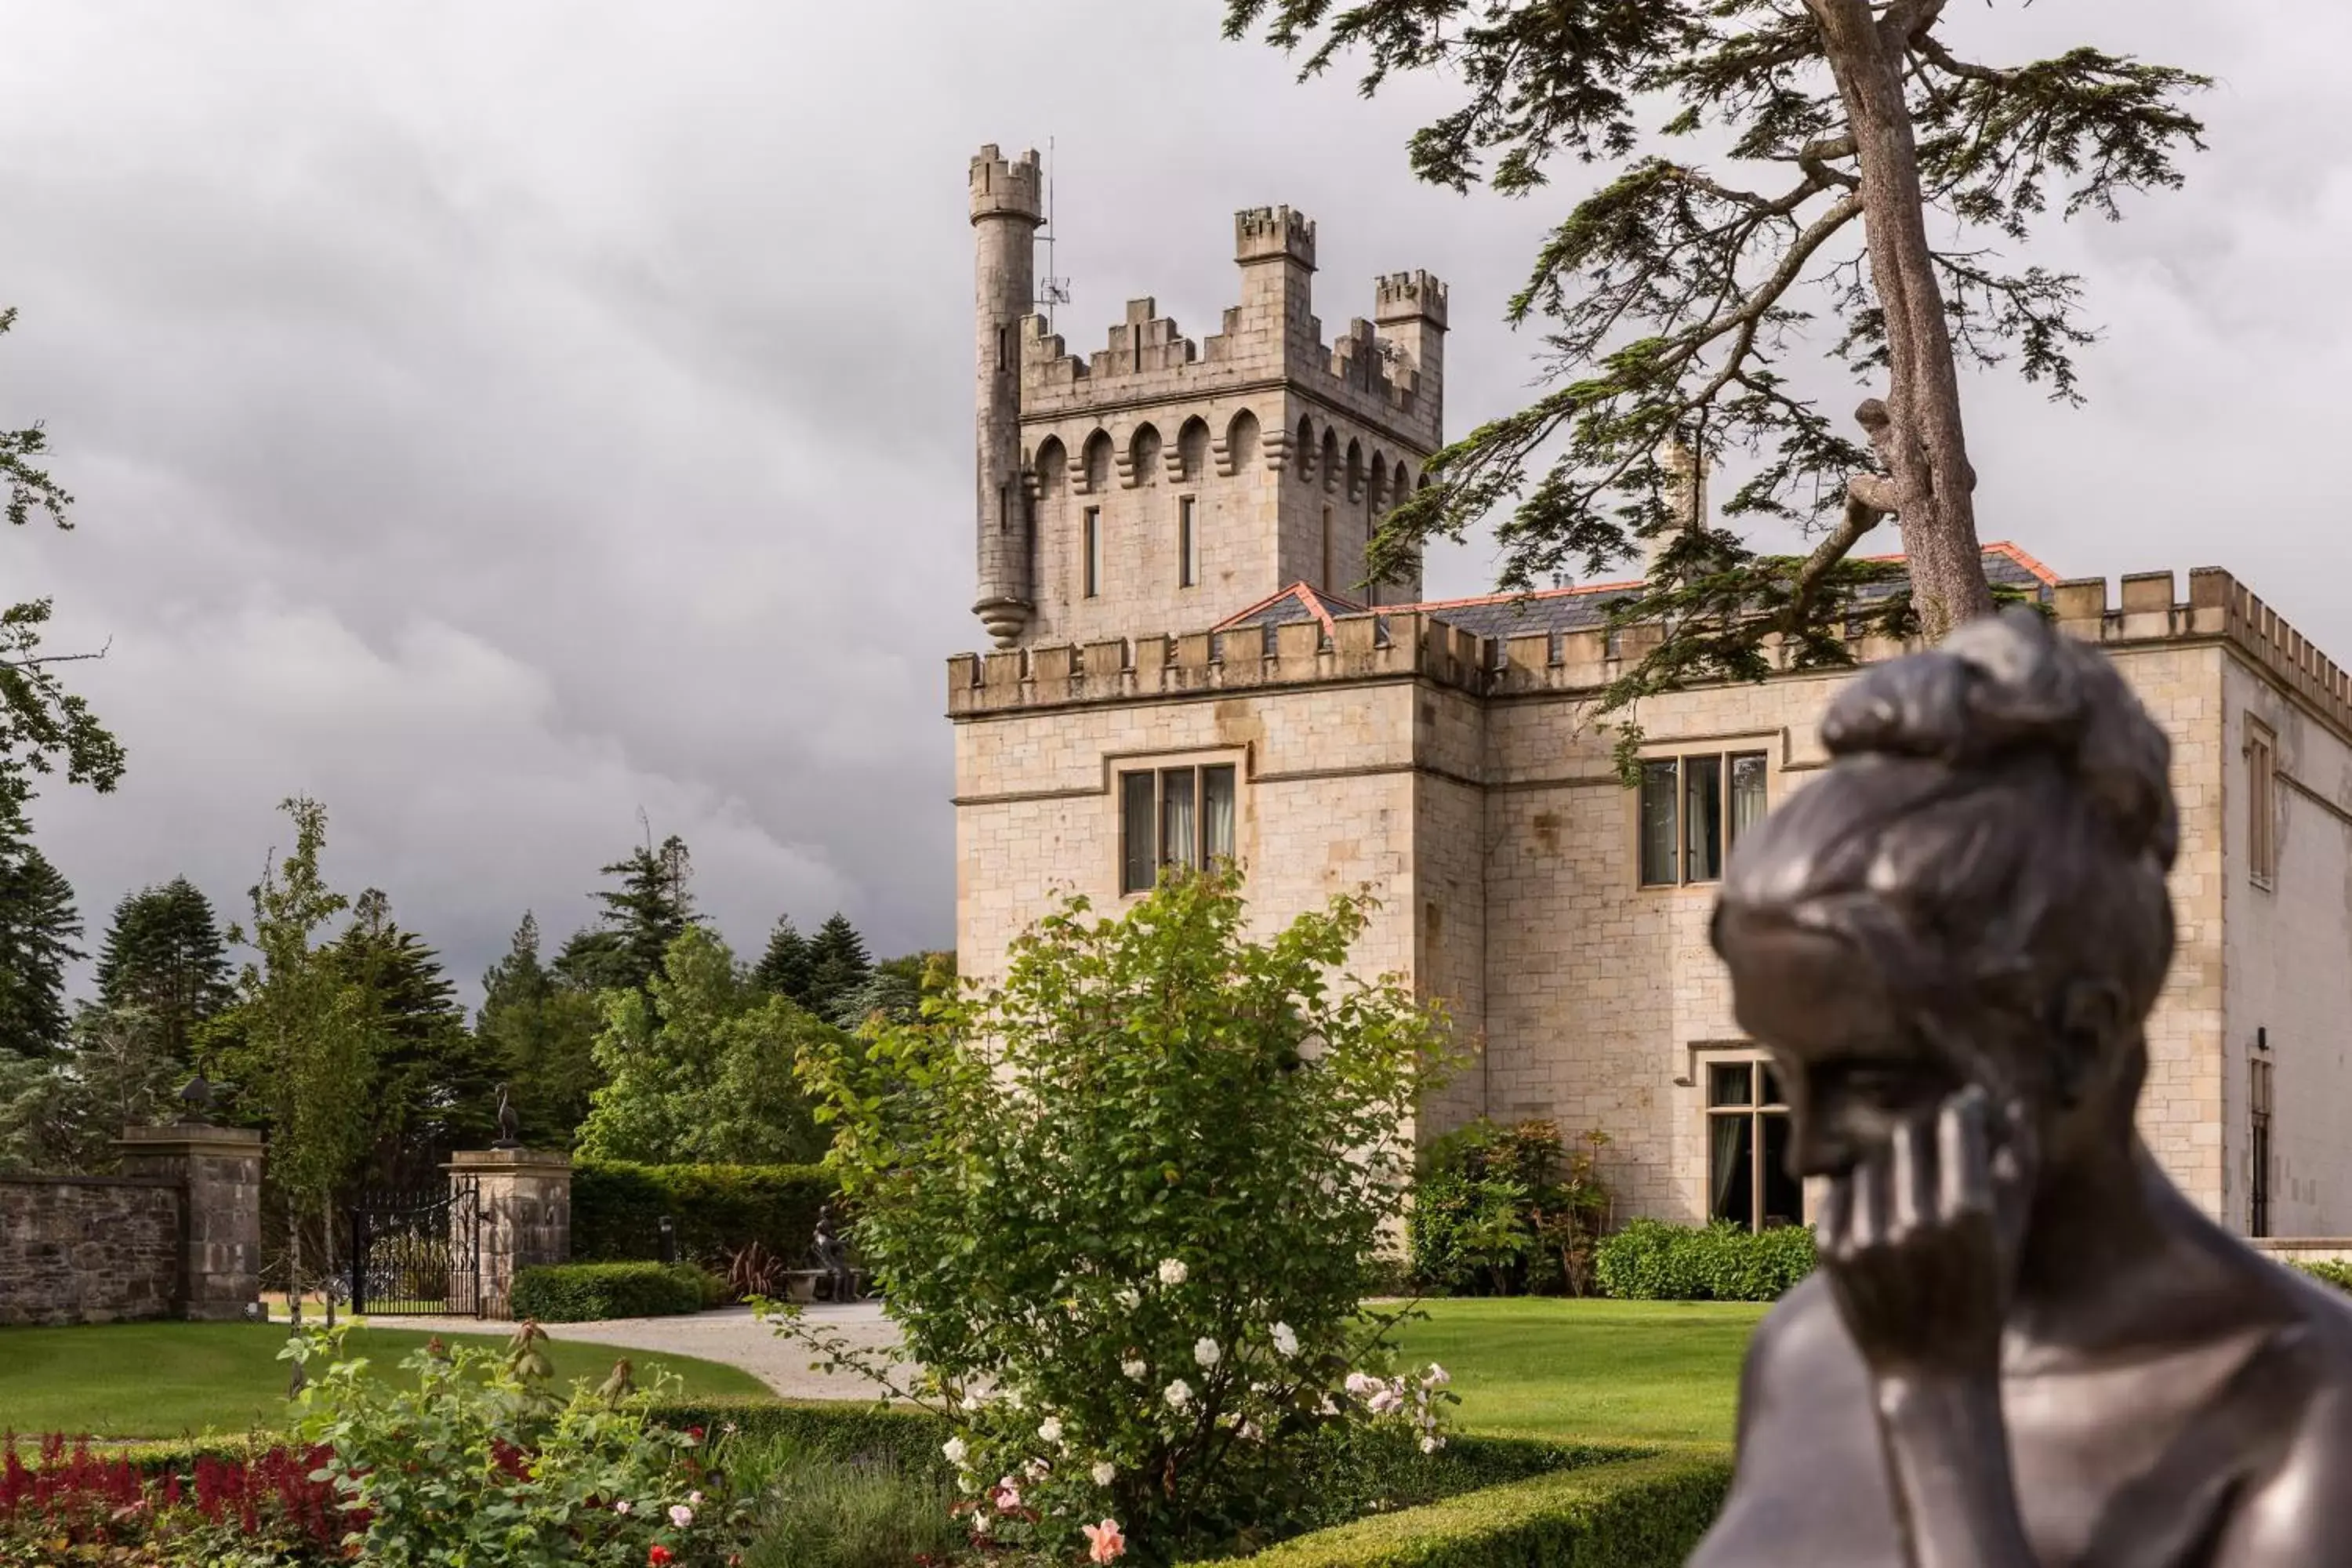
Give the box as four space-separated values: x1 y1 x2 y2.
2220 652 2352 1236
952 565 2333 1231
0 1176 182 1326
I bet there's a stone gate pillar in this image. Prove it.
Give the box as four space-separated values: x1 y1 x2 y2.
445 1149 570 1316
115 1124 265 1322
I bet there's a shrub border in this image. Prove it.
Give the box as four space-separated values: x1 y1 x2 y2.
39 1398 1732 1566
1200 1445 1734 1567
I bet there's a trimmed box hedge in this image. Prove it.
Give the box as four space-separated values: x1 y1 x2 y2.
63 1396 1731 1565
1595 1218 1816 1302
1203 1447 1734 1567
509 1261 713 1323
572 1160 835 1269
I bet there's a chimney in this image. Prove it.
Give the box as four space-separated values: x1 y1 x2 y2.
1646 433 1707 579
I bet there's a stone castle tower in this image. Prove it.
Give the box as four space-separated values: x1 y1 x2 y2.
967 143 1449 648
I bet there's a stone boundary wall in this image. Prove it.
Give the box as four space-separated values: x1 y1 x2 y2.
0 1174 183 1326
949 567 2337 736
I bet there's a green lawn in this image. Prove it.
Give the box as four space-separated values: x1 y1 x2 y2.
1389 1298 1767 1444
0 1320 769 1440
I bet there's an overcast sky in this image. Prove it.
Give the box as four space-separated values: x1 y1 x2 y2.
1 1 2342 1011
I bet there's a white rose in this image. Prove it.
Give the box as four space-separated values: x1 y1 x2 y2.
1420 1435 1443 1454
943 1437 968 1466
1122 1358 1149 1381
1038 1417 1065 1445
668 1504 694 1529
1091 1461 1116 1486
1157 1258 1188 1287
1115 1287 1142 1312
1164 1378 1194 1411
1239 1421 1263 1443
1425 1363 1451 1387
1271 1322 1298 1357
1193 1338 1221 1369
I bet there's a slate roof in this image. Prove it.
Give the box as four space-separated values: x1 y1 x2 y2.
1210 542 2060 655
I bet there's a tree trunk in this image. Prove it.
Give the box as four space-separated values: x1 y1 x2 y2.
1809 0 1996 641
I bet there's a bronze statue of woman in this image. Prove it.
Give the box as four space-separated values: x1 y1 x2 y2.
1693 608 2352 1566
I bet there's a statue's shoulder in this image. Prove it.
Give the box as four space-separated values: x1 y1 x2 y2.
1741 1274 1862 1406
1691 1277 1898 1567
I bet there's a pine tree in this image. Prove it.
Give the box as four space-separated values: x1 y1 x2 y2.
804 913 872 1022
1225 1 2211 750
478 912 604 1148
0 826 84 1058
93 877 233 1065
753 915 815 1006
558 831 699 996
333 888 487 1182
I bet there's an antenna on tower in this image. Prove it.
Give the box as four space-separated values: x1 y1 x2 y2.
1036 136 1072 331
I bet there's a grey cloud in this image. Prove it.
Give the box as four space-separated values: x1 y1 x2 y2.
0 0 2343 1007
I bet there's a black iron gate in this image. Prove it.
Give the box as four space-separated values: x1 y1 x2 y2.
348 1178 485 1317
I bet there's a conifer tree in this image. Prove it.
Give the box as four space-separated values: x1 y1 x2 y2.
0 826 83 1058
1226 0 2210 761
753 915 815 1006
93 876 233 1065
478 911 604 1147
804 913 872 1022
0 307 128 839
555 830 699 996
334 888 486 1179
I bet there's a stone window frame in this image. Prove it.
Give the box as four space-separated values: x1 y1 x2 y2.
1630 735 1776 891
1686 1041 1807 1232
1082 506 1104 599
1110 746 1247 898
1178 494 1200 590
2245 716 2278 890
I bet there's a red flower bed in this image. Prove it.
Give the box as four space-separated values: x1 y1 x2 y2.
2 1431 350 1554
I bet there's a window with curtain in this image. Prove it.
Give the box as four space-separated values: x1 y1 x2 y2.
1119 764 1240 895
1706 1058 1801 1231
2251 1054 2274 1238
1637 750 1769 887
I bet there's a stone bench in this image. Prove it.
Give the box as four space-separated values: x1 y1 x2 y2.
777 1268 869 1304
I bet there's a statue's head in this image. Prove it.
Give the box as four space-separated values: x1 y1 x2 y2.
1710 608 2177 1185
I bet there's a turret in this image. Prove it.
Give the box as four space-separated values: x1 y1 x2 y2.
1374 269 1447 416
971 144 1045 648
1235 206 1316 347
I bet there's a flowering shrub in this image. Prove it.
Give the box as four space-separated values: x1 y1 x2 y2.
285 1319 752 1565
775 870 1459 1566
1 1432 338 1565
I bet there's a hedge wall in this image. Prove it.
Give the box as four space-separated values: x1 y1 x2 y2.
510 1261 718 1323
1595 1219 1816 1302
1203 1448 1734 1568
58 1399 1731 1565
571 1160 835 1269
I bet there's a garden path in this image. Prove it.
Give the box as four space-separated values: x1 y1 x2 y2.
394 1301 913 1401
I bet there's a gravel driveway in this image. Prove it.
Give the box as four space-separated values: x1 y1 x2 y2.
394 1302 913 1401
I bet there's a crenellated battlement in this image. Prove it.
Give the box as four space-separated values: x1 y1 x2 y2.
970 144 1044 225
1236 205 1317 268
949 611 1490 715
1374 270 1448 328
950 568 2352 746
1014 205 1445 452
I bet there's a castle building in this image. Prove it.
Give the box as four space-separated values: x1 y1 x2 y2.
949 143 2352 1242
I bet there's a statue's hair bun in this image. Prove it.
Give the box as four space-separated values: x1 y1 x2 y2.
1818 606 2177 871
